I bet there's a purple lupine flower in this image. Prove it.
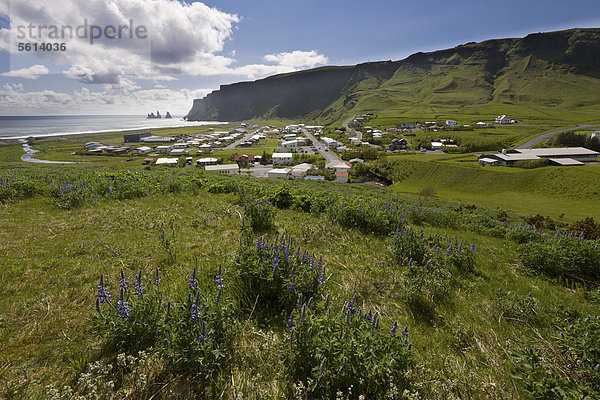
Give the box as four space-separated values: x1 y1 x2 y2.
189 266 198 289
318 267 326 285
272 252 279 275
401 326 409 338
457 242 463 255
154 267 161 287
371 312 379 330
215 264 225 303
389 321 398 337
95 297 102 315
407 343 412 351
470 242 476 253
198 320 206 343
117 289 131 320
134 270 144 298
289 277 297 293
97 274 112 304
299 304 307 323
119 269 129 292
160 230 166 240
191 292 202 323
347 293 357 315
446 244 453 256
287 311 294 328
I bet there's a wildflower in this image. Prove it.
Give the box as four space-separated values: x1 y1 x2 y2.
189 266 198 289
347 293 357 315
160 230 166 240
401 326 409 338
287 311 294 328
407 343 412 351
215 264 225 303
198 320 207 343
119 269 129 292
95 298 102 316
446 244 453 256
153 267 161 287
191 292 202 323
117 289 131 320
318 357 327 376
289 277 297 293
134 270 144 298
97 274 112 304
389 321 398 337
470 242 476 253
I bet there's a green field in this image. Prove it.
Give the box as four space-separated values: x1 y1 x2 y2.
0 168 599 399
383 155 600 222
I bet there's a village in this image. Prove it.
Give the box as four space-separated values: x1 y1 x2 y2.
80 114 600 184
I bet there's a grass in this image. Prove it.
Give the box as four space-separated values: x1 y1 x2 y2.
384 156 600 221
0 169 598 398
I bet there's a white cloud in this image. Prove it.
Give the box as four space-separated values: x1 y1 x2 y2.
0 65 50 79
0 1 329 82
0 0 239 81
0 82 213 115
263 50 329 68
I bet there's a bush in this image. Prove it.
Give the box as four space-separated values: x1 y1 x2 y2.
242 196 276 232
229 233 327 321
518 236 600 281
285 296 414 399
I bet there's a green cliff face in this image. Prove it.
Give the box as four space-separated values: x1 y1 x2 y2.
186 28 600 123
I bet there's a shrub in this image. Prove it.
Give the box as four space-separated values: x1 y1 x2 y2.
242 195 276 232
285 296 414 399
229 233 327 321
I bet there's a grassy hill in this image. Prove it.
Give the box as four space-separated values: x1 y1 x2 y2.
1 167 599 399
187 28 600 125
375 155 600 221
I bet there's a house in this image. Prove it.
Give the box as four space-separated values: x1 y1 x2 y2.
431 141 443 150
142 158 154 165
272 152 293 165
328 162 352 172
290 163 313 178
85 142 102 150
348 158 364 165
267 168 292 178
388 138 407 151
349 137 361 146
205 164 239 174
170 148 188 157
321 137 340 149
234 154 255 163
133 146 152 155
196 158 218 166
123 132 151 143
495 115 511 124
155 158 178 166
173 142 190 149
199 144 212 152
335 171 349 183
446 120 457 127
279 140 298 153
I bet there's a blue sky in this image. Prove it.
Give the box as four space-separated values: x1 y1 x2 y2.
0 0 599 115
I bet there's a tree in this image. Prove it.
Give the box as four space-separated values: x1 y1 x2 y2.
419 187 437 200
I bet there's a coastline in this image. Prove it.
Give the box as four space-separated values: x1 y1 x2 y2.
0 120 229 144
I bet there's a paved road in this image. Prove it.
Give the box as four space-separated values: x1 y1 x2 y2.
515 124 600 149
224 129 259 150
301 128 343 166
20 141 77 164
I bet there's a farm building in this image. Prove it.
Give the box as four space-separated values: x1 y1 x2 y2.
155 158 178 166
479 147 599 167
133 146 152 154
123 132 151 142
196 158 218 166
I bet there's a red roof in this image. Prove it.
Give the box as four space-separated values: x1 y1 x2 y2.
335 171 349 177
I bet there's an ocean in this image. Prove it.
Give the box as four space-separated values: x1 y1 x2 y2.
0 115 227 140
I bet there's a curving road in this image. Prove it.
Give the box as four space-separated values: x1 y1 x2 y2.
515 123 600 149
20 140 77 164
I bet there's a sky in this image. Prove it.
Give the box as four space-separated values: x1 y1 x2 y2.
0 0 599 116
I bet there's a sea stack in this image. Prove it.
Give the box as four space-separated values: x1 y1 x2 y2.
165 111 172 119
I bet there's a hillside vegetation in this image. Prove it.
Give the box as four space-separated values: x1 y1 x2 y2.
187 28 600 125
1 167 599 399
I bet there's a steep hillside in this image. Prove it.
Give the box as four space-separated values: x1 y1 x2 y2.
186 28 600 123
